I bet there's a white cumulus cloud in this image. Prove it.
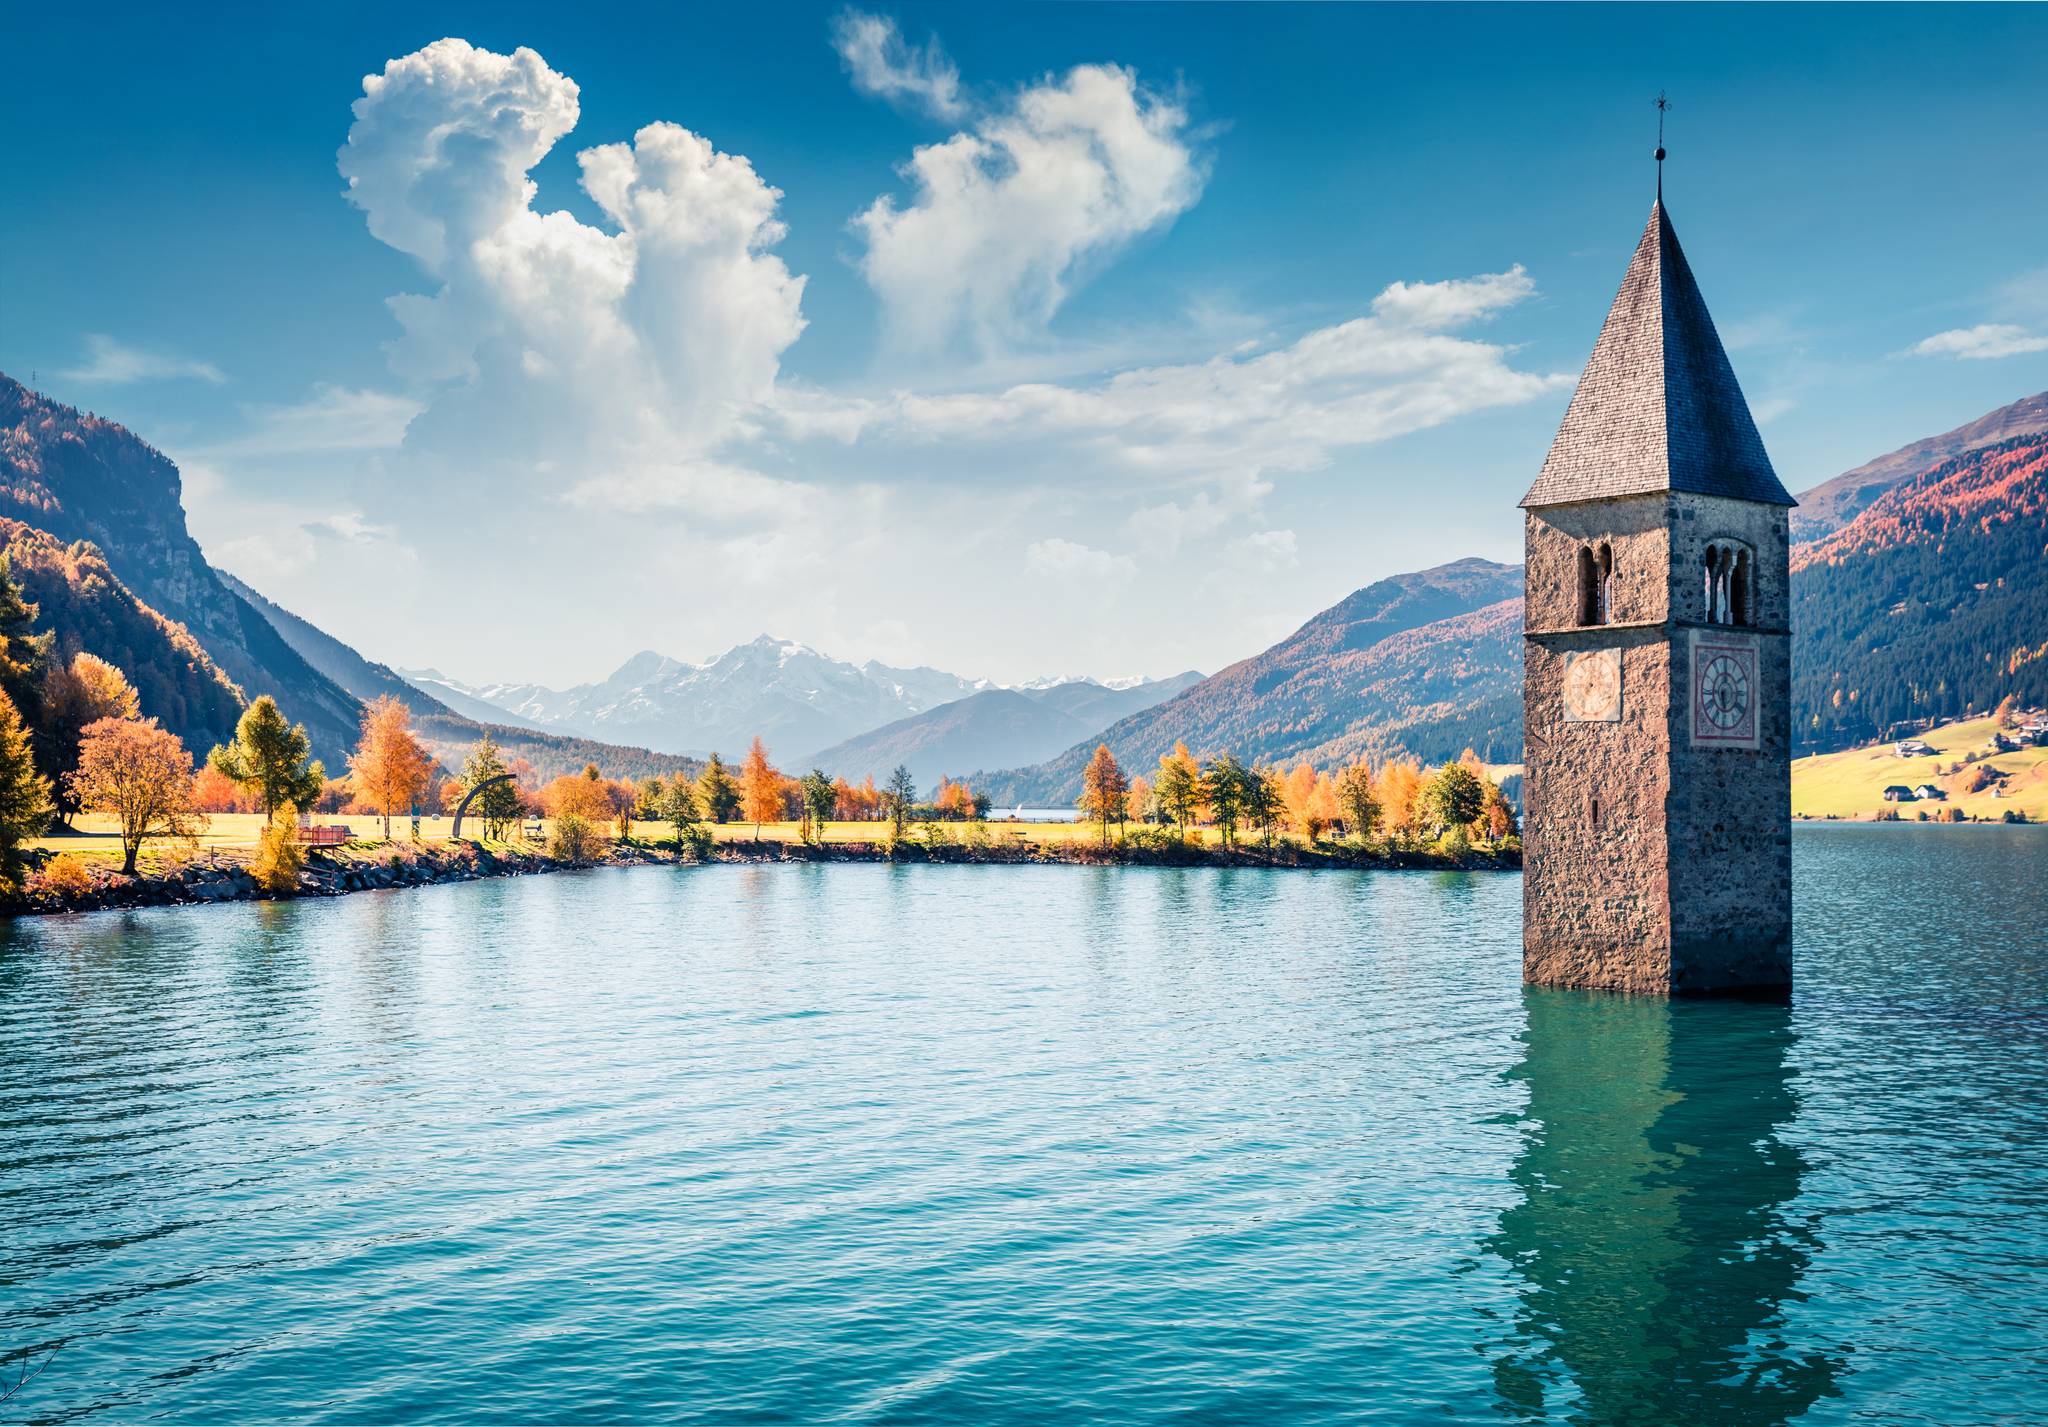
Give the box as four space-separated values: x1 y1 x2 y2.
854 62 1206 356
832 10 964 119
337 38 808 507
1907 324 2048 360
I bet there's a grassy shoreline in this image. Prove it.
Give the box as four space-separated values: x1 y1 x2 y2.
8 816 1519 917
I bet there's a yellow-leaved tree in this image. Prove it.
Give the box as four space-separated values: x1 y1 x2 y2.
348 695 434 840
740 737 782 838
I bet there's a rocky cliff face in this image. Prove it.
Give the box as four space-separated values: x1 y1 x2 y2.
0 374 362 762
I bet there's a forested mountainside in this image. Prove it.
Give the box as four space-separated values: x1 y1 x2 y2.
1790 430 2048 751
0 374 361 762
1 518 245 757
1790 389 2048 540
976 560 1523 804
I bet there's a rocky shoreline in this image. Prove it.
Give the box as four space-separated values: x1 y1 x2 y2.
6 835 1519 918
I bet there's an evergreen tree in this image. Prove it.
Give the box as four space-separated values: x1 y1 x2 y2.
207 695 324 820
0 556 53 734
1335 761 1380 845
1201 754 1251 849
660 776 702 850
698 752 741 824
1244 765 1285 849
459 733 523 839
886 764 917 840
0 688 52 895
800 768 835 844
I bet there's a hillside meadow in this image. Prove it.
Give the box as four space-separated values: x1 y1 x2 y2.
1790 715 2048 821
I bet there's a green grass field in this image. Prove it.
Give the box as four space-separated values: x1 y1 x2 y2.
28 811 1170 870
1790 715 2048 821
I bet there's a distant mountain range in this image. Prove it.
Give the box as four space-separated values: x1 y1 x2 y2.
806 672 1204 795
5 368 2041 798
400 639 998 763
977 560 1523 804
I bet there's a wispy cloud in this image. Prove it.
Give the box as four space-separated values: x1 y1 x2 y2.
1025 537 1136 582
58 334 225 386
832 10 964 119
1906 324 2048 361
210 385 422 457
787 266 1562 486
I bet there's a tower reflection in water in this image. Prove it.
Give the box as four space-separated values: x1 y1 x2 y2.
1484 989 1845 1425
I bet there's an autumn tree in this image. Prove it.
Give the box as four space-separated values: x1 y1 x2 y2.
0 557 52 731
1156 742 1203 834
1201 754 1251 849
0 689 52 894
1376 759 1424 848
934 777 978 821
459 733 523 839
40 652 140 828
1079 744 1128 845
1335 760 1380 845
208 695 324 820
1483 784 1519 843
1282 762 1325 840
885 764 917 840
800 768 835 844
348 694 435 840
606 778 638 841
540 765 616 827
1125 772 1154 824
1993 694 2019 729
68 717 198 875
738 737 781 838
698 752 741 824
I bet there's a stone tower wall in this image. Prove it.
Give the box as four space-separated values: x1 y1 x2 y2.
1665 494 1793 990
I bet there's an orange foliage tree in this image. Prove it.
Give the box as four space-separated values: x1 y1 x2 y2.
348 694 435 840
1079 744 1128 844
67 717 199 875
739 737 781 836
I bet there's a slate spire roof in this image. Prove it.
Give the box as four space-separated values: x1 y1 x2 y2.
1522 202 1795 508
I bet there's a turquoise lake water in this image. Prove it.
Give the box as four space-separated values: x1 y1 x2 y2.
2 825 2044 1424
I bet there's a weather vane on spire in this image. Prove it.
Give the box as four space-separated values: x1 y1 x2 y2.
1654 91 1671 200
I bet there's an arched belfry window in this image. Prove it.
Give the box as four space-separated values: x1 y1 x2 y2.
1702 541 1753 626
1576 544 1614 626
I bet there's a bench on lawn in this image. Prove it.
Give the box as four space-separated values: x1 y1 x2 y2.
294 823 351 846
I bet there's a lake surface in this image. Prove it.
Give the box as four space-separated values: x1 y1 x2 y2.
2 826 2043 1424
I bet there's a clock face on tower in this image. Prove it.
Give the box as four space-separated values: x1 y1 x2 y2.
1562 648 1622 723
1690 631 1760 748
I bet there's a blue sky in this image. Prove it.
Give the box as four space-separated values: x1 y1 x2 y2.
5 3 2046 688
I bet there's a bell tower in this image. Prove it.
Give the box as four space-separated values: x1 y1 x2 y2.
1520 196 1795 996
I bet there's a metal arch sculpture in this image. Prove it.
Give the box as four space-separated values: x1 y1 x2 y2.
450 773 517 842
